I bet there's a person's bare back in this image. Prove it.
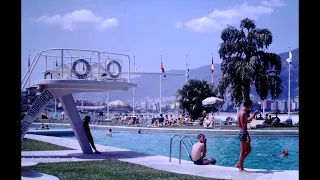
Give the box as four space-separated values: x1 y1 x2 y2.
191 142 204 161
191 134 216 165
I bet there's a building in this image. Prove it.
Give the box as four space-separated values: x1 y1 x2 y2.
294 96 299 110
278 100 287 112
260 100 273 111
291 101 298 111
271 101 278 111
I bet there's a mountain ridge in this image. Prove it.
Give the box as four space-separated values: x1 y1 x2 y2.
74 48 299 103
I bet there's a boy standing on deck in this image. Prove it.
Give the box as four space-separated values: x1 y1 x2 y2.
235 100 258 172
83 116 101 154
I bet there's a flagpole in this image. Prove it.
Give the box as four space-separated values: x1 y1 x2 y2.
185 54 188 83
262 100 265 117
28 55 31 88
211 53 214 84
54 61 57 118
133 56 136 116
288 57 291 119
160 55 162 114
106 92 109 119
286 47 292 120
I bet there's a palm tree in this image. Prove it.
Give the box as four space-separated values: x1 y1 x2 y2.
218 18 283 106
176 79 220 119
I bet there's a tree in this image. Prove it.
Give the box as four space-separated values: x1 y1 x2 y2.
218 18 283 106
176 79 219 119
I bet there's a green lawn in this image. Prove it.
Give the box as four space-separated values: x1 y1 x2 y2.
25 160 224 180
22 139 224 180
21 138 73 151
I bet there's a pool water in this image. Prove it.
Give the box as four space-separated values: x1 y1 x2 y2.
60 130 299 170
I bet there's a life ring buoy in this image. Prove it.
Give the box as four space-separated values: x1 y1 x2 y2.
71 59 91 79
52 64 71 79
106 60 122 79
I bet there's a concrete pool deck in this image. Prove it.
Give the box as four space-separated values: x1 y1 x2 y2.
32 123 299 136
22 134 298 180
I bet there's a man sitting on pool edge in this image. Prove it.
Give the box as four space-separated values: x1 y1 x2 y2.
191 134 216 165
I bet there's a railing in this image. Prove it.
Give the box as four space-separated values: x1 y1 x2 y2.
169 134 194 163
21 48 132 91
179 136 194 164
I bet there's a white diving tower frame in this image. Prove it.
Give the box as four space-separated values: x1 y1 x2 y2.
21 48 137 154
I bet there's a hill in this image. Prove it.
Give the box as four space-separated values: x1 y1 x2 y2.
74 48 299 103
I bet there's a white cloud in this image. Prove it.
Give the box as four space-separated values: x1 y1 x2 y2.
261 0 286 7
36 9 119 31
180 2 282 33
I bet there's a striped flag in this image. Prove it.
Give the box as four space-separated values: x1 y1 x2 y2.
160 60 166 77
186 54 189 79
286 47 292 66
211 56 214 74
28 55 30 68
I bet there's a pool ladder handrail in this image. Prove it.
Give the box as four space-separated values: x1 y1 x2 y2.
93 116 104 130
179 136 194 164
169 134 194 163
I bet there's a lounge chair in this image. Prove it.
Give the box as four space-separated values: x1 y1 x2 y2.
248 119 265 129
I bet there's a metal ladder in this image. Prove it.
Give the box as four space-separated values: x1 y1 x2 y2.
169 134 194 164
93 116 104 130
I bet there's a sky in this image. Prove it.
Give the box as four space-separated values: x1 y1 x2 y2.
22 0 298 80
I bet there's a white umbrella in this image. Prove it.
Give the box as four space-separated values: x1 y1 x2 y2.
202 97 224 107
108 100 127 107
202 97 224 129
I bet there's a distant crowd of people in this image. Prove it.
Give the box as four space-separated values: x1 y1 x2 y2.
36 123 50 130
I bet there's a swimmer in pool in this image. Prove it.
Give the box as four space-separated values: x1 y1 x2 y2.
257 150 289 157
106 129 112 136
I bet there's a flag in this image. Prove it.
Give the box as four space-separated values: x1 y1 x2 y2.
211 56 214 74
28 55 30 68
134 56 137 72
186 58 189 79
160 60 166 77
286 47 292 66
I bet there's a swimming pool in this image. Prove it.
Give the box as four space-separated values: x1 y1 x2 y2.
29 124 71 130
58 130 298 170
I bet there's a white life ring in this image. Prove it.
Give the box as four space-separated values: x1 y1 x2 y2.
71 59 91 79
52 64 71 79
106 60 121 79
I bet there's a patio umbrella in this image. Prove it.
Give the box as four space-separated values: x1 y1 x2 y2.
108 100 127 107
202 97 224 129
202 97 224 107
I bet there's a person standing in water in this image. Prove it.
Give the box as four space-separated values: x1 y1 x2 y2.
83 116 101 154
106 129 112 136
235 100 258 172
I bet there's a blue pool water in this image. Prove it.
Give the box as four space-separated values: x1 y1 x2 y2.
59 130 298 170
